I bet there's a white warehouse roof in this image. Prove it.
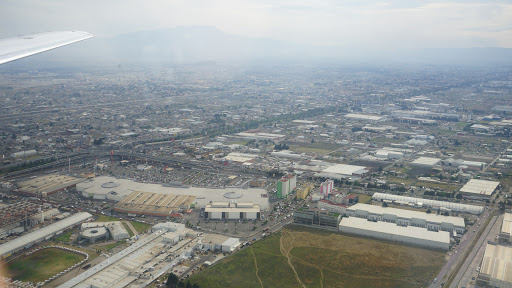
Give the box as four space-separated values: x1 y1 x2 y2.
321 164 367 175
480 243 512 284
0 212 92 257
339 217 450 250
460 179 500 196
372 192 484 215
348 203 465 227
411 157 441 166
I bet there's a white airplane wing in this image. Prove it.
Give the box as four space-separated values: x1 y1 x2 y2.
0 31 93 64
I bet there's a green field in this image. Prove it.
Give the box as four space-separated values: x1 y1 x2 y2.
7 248 85 283
290 143 340 154
55 230 74 242
186 226 445 288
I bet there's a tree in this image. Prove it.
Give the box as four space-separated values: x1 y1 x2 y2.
426 209 432 214
382 202 388 207
166 273 179 288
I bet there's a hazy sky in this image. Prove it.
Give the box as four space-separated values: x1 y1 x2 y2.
1 0 512 50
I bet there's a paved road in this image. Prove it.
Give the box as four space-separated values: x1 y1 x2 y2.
428 208 494 288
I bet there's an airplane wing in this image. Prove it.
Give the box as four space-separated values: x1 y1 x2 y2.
0 31 93 65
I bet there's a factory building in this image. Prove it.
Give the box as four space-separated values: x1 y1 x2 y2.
459 179 500 200
197 234 240 252
293 208 341 228
410 157 441 167
315 164 370 181
80 221 130 244
0 212 92 258
114 191 196 217
499 213 512 244
372 192 484 215
16 174 85 197
320 179 334 197
346 203 465 235
11 150 37 158
204 202 260 220
277 174 296 199
477 243 512 288
339 217 450 251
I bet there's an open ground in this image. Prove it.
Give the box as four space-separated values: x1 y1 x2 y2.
186 225 446 288
7 247 85 284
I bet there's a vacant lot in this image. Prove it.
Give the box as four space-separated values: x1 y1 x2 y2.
187 225 445 288
290 143 340 154
7 247 85 283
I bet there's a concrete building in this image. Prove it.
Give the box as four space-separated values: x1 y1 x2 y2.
477 243 512 288
277 174 296 199
499 213 512 244
410 157 441 167
80 227 109 244
80 221 130 242
372 192 484 215
296 183 313 200
114 191 196 217
197 234 240 252
293 208 341 228
459 179 500 200
320 179 334 197
315 164 369 180
0 212 92 257
318 200 347 215
345 203 465 235
204 202 260 220
151 222 185 233
339 217 450 251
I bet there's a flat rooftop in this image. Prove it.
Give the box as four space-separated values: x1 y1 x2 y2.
0 212 92 257
480 243 512 283
321 164 367 175
345 113 383 121
77 176 269 210
348 203 465 227
460 179 500 196
410 157 441 166
339 217 450 244
502 213 512 235
115 191 196 215
18 174 84 195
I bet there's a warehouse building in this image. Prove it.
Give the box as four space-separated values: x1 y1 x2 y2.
196 234 240 252
315 163 370 180
0 212 92 257
372 192 484 215
410 157 441 167
459 179 500 200
16 174 85 197
499 213 512 244
339 217 450 250
477 243 512 288
346 203 465 235
204 202 260 220
114 191 196 217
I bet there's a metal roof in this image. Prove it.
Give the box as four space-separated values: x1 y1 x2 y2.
0 212 92 256
460 179 500 196
480 243 512 283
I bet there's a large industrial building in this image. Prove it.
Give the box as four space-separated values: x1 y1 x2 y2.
339 217 450 250
196 234 240 252
315 163 370 180
0 212 92 258
410 157 441 167
204 202 260 220
459 179 500 200
372 192 484 215
80 221 130 244
16 174 85 197
77 176 269 210
114 191 196 216
499 213 512 244
477 243 512 287
277 174 296 198
345 203 465 235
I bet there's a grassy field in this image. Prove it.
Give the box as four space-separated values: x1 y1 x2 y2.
95 215 120 222
352 193 372 204
122 222 135 237
55 230 74 242
290 143 340 154
130 221 151 234
7 248 85 283
186 225 445 288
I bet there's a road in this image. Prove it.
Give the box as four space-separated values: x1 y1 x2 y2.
428 207 494 288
